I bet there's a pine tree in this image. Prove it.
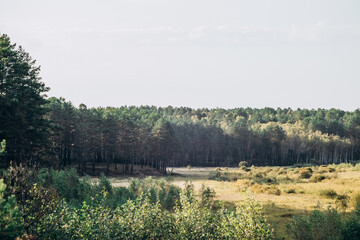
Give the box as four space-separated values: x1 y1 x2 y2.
0 34 50 165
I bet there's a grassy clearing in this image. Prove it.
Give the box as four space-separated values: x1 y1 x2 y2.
101 164 360 239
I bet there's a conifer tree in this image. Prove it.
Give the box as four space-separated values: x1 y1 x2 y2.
0 34 50 165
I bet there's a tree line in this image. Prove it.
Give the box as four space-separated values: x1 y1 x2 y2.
1 34 360 174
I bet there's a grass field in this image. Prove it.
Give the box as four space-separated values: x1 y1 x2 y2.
100 163 360 239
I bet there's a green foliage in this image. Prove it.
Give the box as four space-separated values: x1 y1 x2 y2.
36 168 87 207
99 172 112 193
0 166 275 239
217 197 274 239
288 208 343 240
0 139 6 156
288 206 360 240
0 34 50 165
0 179 24 239
23 183 59 233
342 205 360 240
128 177 180 210
200 184 216 207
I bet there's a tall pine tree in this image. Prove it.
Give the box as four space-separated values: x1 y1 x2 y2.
0 34 50 166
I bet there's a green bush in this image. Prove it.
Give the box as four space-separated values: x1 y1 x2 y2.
200 184 216 207
0 179 24 239
32 186 273 240
1 166 275 239
99 172 112 192
342 205 360 239
288 208 343 240
36 168 83 203
128 177 180 210
288 206 360 240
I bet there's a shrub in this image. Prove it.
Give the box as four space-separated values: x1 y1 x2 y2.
200 184 216 206
0 179 24 239
287 208 343 240
335 194 350 211
209 170 221 180
32 186 274 240
285 188 296 194
278 168 287 175
218 197 274 239
251 183 281 196
354 163 360 171
336 163 353 169
238 161 248 168
99 172 112 192
309 174 326 183
319 189 338 199
36 168 94 207
342 205 360 239
106 187 132 209
24 183 59 233
298 169 312 179
352 192 360 207
276 175 294 184
209 171 241 182
128 177 180 210
3 165 275 240
233 179 252 192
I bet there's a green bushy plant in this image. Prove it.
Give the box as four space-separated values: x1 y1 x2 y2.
0 179 24 239
128 177 180 210
288 208 342 240
1 166 275 239
36 168 94 207
288 206 360 240
200 184 216 207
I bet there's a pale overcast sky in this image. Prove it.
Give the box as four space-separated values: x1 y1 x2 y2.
1 0 360 110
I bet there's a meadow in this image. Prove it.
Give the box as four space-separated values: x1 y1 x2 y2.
103 163 360 239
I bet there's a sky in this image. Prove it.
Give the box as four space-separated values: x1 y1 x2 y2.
1 0 360 110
